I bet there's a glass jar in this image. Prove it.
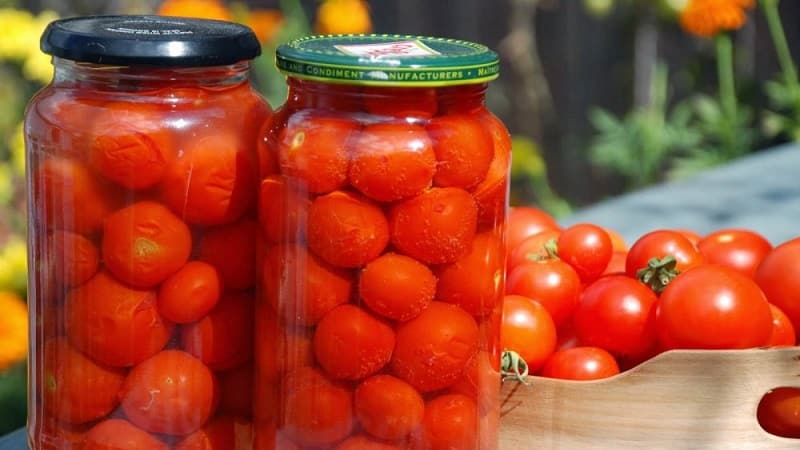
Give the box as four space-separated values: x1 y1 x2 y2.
25 16 269 449
255 35 510 450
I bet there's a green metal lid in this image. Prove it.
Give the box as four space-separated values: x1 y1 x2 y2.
275 34 500 87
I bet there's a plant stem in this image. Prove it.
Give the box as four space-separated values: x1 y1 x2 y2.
762 0 800 94
716 34 738 156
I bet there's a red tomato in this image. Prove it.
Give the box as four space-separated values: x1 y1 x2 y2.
120 350 217 435
307 190 389 268
626 230 704 279
281 366 354 447
391 302 479 393
263 244 353 326
557 223 613 283
83 419 168 450
102 201 192 288
48 230 100 287
174 415 252 450
65 271 173 367
413 394 478 450
674 229 702 247
603 227 628 252
36 417 89 450
506 206 561 251
602 251 628 275
334 434 405 450
658 265 773 350
427 114 494 189
359 252 436 321
472 109 511 227
436 232 504 317
767 304 797 347
755 237 800 333
252 422 303 450
161 132 258 226
278 113 357 194
505 260 581 328
350 123 436 202
540 347 620 380
258 175 310 243
158 261 221 324
182 292 254 371
198 219 257 290
389 187 478 264
555 321 580 351
289 79 363 112
758 387 800 439
500 295 557 372
217 363 253 418
355 374 424 440
573 275 658 360
314 304 396 380
254 310 315 382
42 337 125 424
363 86 438 119
697 228 772 278
506 229 560 273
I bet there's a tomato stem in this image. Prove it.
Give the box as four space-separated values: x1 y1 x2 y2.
544 238 559 260
500 350 531 385
636 256 679 293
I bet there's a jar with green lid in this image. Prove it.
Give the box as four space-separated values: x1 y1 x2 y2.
255 34 509 450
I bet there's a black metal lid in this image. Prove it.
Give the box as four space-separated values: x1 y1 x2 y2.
41 15 261 67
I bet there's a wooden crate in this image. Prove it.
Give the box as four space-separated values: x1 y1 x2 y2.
499 347 800 450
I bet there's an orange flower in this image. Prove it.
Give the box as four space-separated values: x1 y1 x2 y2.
315 0 373 35
244 9 284 43
679 0 755 38
0 291 28 371
157 0 233 22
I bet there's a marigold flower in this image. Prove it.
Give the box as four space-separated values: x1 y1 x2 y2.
679 0 755 37
0 290 28 371
315 0 372 35
157 0 233 22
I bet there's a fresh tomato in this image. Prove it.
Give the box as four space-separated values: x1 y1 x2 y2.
314 304 395 381
389 187 478 265
65 271 173 367
427 113 494 189
120 350 217 435
83 419 168 450
540 347 620 380
602 251 628 275
657 265 773 350
573 275 658 360
359 252 436 322
626 229 704 279
413 394 478 450
158 261 221 324
42 338 125 424
182 292 254 371
767 304 797 347
505 259 581 328
354 374 424 441
436 232 504 317
674 229 702 247
102 201 192 288
697 228 772 278
757 387 800 439
506 229 561 273
500 295 557 372
48 230 99 287
557 223 613 283
350 123 436 202
506 206 561 251
307 190 389 268
603 227 628 252
391 302 479 393
755 237 800 333
197 219 257 290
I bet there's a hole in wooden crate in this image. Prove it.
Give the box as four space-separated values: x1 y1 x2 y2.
757 386 800 439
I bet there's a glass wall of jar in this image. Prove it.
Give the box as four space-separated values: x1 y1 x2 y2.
25 16 269 449
255 35 510 450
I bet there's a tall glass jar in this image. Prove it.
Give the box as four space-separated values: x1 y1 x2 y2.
25 16 269 449
255 35 510 450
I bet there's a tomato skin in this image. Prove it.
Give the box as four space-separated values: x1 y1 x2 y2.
42 337 126 424
334 434 406 450
120 350 217 436
657 265 773 350
359 252 436 322
174 415 252 450
436 232 504 318
755 237 800 333
557 223 613 283
355 374 425 440
49 230 100 287
314 304 396 381
626 230 704 277
83 419 168 450
505 260 581 328
500 295 557 372
674 229 702 247
412 394 478 450
217 363 253 418
197 219 258 290
757 387 800 439
427 113 494 189
471 109 511 227
540 347 620 380
391 302 479 393
767 304 797 347
506 229 560 273
602 251 628 276
258 175 310 244
363 86 438 119
697 228 772 278
506 207 561 251
158 261 221 324
181 292 254 371
573 275 658 360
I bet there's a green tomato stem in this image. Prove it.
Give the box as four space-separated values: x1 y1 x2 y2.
501 350 531 385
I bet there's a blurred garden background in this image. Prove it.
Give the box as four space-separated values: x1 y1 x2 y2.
0 0 799 434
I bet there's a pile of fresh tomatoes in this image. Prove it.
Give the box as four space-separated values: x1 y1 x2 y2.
502 206 800 438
